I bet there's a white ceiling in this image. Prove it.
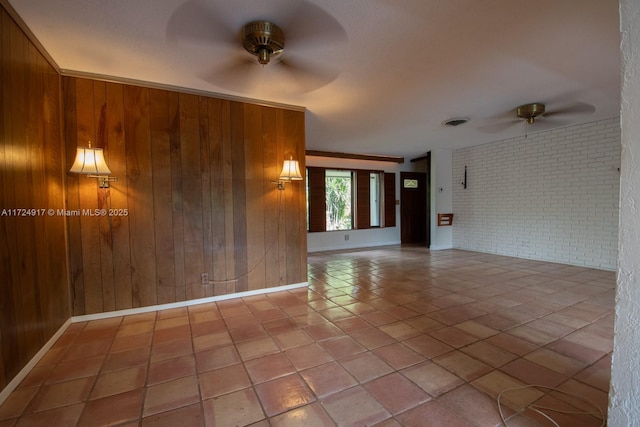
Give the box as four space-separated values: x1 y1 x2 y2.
8 0 621 159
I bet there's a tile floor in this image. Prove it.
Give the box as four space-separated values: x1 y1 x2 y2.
0 247 614 426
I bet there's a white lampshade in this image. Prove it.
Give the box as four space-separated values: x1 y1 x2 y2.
279 158 303 181
70 147 112 175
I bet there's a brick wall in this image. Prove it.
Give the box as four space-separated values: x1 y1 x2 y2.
452 117 620 270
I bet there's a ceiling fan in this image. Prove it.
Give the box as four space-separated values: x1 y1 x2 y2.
165 0 347 94
480 101 596 134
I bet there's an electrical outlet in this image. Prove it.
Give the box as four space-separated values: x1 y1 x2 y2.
345 234 349 241
201 273 209 285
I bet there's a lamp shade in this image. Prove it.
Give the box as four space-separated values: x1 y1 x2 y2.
70 147 112 175
279 158 303 181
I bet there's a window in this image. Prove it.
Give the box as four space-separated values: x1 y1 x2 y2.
307 167 395 232
325 169 353 231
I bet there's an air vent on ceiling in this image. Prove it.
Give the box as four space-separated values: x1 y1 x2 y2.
442 118 469 127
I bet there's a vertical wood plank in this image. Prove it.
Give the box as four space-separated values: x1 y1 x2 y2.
124 85 157 308
179 93 205 299
221 100 236 294
199 96 213 296
244 104 265 291
208 98 227 285
261 107 280 287
62 77 85 315
105 82 132 310
76 78 103 314
169 91 185 301
93 80 116 312
230 101 248 292
149 88 176 304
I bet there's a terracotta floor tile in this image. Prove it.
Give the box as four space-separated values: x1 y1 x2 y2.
141 403 204 427
268 402 335 427
439 384 512 426
13 403 83 427
150 338 193 363
546 338 606 365
379 322 421 341
285 343 334 371
244 352 296 384
192 331 232 353
552 379 609 418
429 326 478 348
501 358 568 388
0 387 38 419
195 345 241 373
432 350 492 381
152 324 191 345
319 335 366 359
461 341 517 368
110 332 153 353
339 352 393 383
202 388 265 426
574 355 611 392
485 333 538 356
402 335 454 359
321 386 390 426
524 348 587 376
359 311 397 327
255 374 315 417
90 366 146 399
349 328 396 350
521 394 604 427
396 401 473 427
199 363 251 399
148 355 196 385
143 376 200 417
102 346 151 372
471 371 543 411
404 315 446 333
300 361 358 398
272 329 313 350
401 361 464 397
371 343 425 370
29 377 94 413
228 324 268 343
363 373 430 414
333 317 370 332
236 336 280 361
2 247 616 427
78 389 143 426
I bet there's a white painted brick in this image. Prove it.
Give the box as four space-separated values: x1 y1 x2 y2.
452 117 620 270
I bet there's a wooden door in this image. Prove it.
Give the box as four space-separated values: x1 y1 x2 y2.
400 172 428 244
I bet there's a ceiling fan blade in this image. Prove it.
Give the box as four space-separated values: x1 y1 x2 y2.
277 55 341 93
281 0 348 50
544 102 596 117
166 0 236 46
200 54 258 91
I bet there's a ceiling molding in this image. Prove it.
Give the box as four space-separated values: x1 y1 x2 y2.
58 69 307 113
306 150 405 164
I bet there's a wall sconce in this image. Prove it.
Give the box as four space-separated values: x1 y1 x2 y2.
69 142 118 188
273 155 303 190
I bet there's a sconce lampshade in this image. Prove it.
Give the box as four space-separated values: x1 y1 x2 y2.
70 147 112 175
279 157 303 181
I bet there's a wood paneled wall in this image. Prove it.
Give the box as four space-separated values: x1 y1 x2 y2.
0 5 69 390
63 77 307 315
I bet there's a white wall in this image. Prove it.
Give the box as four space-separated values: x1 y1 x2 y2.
452 118 621 270
609 0 640 423
430 148 453 250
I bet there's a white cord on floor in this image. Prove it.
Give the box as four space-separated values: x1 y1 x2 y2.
497 384 606 427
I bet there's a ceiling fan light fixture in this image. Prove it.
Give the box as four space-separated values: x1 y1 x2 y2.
517 103 545 124
242 21 285 65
